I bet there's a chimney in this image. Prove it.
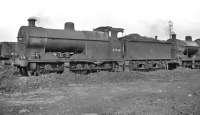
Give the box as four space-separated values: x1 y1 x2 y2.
171 34 177 59
155 36 158 40
185 36 192 41
171 34 176 40
28 18 36 27
64 22 75 31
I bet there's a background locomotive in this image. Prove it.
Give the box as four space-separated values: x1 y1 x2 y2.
0 42 17 64
167 36 200 69
14 18 200 75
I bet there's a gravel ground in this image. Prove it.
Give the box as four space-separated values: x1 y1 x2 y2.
0 66 200 115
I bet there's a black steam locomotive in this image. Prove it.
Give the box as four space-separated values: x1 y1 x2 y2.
14 18 200 75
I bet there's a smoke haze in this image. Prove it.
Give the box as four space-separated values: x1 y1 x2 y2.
0 0 200 41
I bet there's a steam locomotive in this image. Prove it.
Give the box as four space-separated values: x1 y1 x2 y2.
14 18 200 75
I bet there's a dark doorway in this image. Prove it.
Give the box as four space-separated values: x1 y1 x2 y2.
168 63 179 70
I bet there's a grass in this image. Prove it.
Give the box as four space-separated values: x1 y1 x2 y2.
0 67 199 93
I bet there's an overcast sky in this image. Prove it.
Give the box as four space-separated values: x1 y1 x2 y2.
0 0 200 42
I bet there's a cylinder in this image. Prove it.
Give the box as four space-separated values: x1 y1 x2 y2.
171 34 176 40
185 36 192 41
64 22 75 31
28 18 36 27
155 36 158 40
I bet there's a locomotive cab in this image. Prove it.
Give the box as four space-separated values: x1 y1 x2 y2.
94 26 124 59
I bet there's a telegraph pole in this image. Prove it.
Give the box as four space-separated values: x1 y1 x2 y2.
168 20 174 39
